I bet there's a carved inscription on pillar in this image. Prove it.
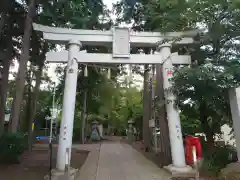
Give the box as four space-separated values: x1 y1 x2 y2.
68 58 77 73
176 125 181 139
164 66 177 106
63 124 67 140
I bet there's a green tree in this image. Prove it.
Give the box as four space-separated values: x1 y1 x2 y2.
2 0 109 136
171 0 240 151
9 0 36 133
113 0 240 152
0 0 26 136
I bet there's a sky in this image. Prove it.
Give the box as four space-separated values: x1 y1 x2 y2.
104 0 118 9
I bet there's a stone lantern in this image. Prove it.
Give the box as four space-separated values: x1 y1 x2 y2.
127 120 134 143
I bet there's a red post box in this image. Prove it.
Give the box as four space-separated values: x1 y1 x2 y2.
185 136 203 165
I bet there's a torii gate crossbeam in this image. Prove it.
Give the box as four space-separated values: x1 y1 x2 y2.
46 50 191 64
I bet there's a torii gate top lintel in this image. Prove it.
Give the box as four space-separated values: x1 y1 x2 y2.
33 23 200 47
33 23 199 64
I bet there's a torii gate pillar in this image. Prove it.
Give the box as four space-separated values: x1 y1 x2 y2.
56 40 81 170
159 44 192 172
229 87 240 161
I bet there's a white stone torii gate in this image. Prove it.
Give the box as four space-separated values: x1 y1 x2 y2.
33 23 199 173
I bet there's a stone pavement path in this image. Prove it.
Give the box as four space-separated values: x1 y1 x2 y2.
77 142 171 180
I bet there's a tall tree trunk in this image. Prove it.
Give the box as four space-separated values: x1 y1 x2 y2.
27 64 43 151
155 64 172 165
21 67 32 132
0 13 7 40
0 13 12 135
0 46 12 136
80 89 87 144
27 32 45 151
8 0 36 132
142 64 151 151
199 101 215 153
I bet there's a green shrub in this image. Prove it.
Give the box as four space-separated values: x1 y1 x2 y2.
0 132 26 164
201 145 238 175
201 158 221 175
211 146 230 167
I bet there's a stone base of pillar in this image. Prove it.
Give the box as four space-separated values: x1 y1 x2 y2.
44 167 79 180
164 164 196 177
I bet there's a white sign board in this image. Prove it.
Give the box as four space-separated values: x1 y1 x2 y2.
51 108 58 119
149 119 155 127
112 27 130 58
5 114 10 122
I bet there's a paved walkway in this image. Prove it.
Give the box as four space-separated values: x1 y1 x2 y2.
77 142 171 180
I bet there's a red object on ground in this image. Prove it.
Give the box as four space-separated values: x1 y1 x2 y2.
185 136 203 165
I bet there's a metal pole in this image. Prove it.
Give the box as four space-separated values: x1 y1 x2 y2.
49 142 52 180
50 83 56 143
128 64 132 88
49 82 56 180
81 90 87 144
